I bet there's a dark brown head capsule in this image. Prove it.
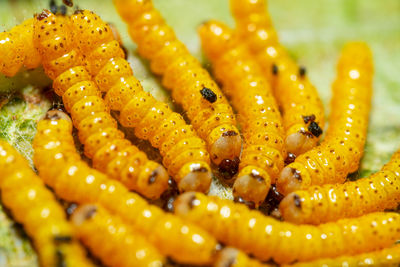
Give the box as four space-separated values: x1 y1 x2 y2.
302 114 316 124
285 152 296 165
218 157 240 178
49 0 58 14
299 66 307 77
308 121 323 137
272 64 279 75
233 196 256 209
291 168 302 181
200 87 217 103
36 9 51 20
62 0 73 7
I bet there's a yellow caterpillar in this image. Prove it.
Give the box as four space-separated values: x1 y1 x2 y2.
33 111 219 265
215 247 273 267
33 9 169 199
72 204 165 267
69 9 212 193
230 0 325 156
113 0 242 175
277 42 373 195
198 20 285 206
0 140 92 267
174 192 400 265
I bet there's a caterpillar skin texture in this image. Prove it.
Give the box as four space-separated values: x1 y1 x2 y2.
33 112 219 265
69 10 212 193
0 141 92 267
198 21 285 206
174 192 400 264
215 247 273 267
0 18 41 77
33 10 169 199
113 0 243 173
230 0 325 156
284 244 400 267
280 149 400 224
72 204 165 267
277 42 373 195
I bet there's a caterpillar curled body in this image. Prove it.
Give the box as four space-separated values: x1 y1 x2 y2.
230 0 325 156
71 204 165 267
215 247 273 267
33 111 219 265
174 192 400 264
68 10 212 193
0 18 41 77
113 0 242 174
0 140 92 267
280 150 400 224
33 10 169 199
284 244 400 267
198 21 285 206
277 42 373 195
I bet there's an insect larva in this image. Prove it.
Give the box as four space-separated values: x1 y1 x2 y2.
0 140 93 267
174 192 400 264
113 0 242 174
33 111 219 265
280 150 400 224
198 20 285 206
215 247 273 267
69 10 212 193
33 10 169 199
276 42 373 195
230 0 325 157
71 204 165 267
283 244 400 267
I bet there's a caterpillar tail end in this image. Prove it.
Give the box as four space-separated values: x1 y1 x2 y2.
173 191 197 217
177 162 212 193
44 109 72 123
71 204 98 226
279 192 305 224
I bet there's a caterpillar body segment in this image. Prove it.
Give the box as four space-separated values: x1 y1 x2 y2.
69 10 212 193
230 0 325 156
215 247 273 267
33 113 219 265
113 0 242 173
174 192 400 264
0 140 93 267
33 10 168 199
72 204 165 267
280 149 400 224
198 21 285 206
284 244 400 267
277 42 373 195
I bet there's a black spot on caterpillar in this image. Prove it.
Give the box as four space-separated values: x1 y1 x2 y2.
200 87 217 103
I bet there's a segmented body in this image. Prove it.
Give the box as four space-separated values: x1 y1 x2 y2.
174 192 400 264
33 112 219 265
113 0 242 173
277 42 373 195
33 10 168 199
284 244 400 267
69 10 212 193
0 140 92 267
0 18 41 77
230 0 325 156
72 204 165 267
198 21 285 206
280 150 400 224
215 247 273 267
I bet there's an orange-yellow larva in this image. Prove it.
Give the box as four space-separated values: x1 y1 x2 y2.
174 192 400 264
0 140 93 267
230 0 325 156
68 10 212 193
277 42 373 195
33 10 169 199
33 111 220 265
113 0 242 174
198 20 285 206
280 150 400 224
71 204 165 267
215 247 273 267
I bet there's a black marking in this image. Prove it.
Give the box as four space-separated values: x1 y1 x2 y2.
272 64 278 75
59 5 67 16
285 152 296 165
161 178 179 212
200 87 217 103
84 206 97 220
49 0 58 14
66 203 77 218
73 9 84 15
37 10 51 20
56 249 66 267
193 166 208 173
264 184 284 209
188 195 197 209
54 235 72 243
62 0 73 7
250 170 265 183
299 66 307 77
302 114 316 124
148 170 158 185
308 121 323 137
234 196 256 209
45 110 61 120
291 168 302 181
293 194 302 208
222 130 238 137
218 157 240 178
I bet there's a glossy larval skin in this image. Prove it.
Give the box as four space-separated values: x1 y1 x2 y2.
72 204 165 267
33 10 169 199
0 140 93 267
230 0 325 156
277 42 373 195
33 114 219 265
69 10 212 193
215 247 273 267
113 0 242 172
280 149 400 224
198 21 285 206
174 192 400 265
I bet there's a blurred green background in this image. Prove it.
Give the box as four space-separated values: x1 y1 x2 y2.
0 0 399 265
